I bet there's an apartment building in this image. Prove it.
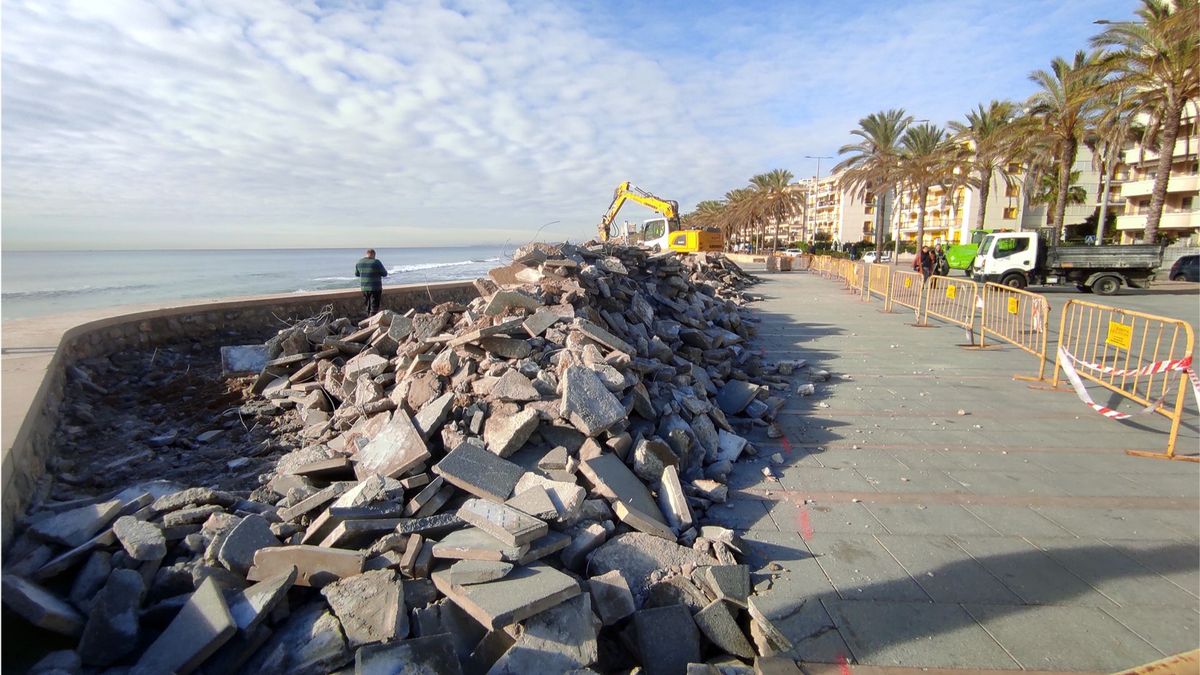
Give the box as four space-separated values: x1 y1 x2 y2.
889 166 1030 245
1114 101 1199 244
787 172 874 244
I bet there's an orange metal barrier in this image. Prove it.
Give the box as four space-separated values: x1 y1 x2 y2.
885 270 925 316
1050 299 1197 462
844 262 866 294
864 263 891 303
979 282 1050 381
921 275 979 340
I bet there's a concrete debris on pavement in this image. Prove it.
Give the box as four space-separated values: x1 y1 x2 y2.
3 243 829 673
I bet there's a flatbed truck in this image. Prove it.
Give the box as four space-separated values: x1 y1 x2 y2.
971 231 1162 296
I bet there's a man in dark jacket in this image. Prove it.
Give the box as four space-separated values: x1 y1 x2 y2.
355 249 388 316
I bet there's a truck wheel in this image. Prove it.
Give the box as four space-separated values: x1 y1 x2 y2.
1075 284 1093 293
1093 275 1121 296
1001 273 1027 289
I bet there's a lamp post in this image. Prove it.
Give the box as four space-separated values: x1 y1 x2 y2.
804 155 833 244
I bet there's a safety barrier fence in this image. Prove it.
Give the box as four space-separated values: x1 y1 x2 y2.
807 267 1199 462
979 283 1050 381
1051 300 1197 462
864 263 891 303
921 275 979 339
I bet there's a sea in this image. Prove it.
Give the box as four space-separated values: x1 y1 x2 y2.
0 246 510 321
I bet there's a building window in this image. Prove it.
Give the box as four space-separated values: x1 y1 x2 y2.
1183 196 1194 211
1005 184 1019 198
1006 162 1021 174
1003 207 1018 219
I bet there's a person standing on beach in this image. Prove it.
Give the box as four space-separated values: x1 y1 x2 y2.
355 249 388 316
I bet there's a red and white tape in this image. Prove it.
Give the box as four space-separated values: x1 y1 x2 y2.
1057 346 1199 420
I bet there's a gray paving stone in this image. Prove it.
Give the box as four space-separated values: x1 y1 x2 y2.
704 499 774 531
433 442 523 502
1032 506 1188 540
765 500 888 535
745 577 849 662
1031 537 1200 608
964 603 1161 672
131 577 236 674
1102 605 1200 658
1100 538 1200 597
874 535 1022 603
804 534 928 602
862 504 997 536
776 466 877 493
825 599 1017 669
961 505 1077 537
952 535 1116 606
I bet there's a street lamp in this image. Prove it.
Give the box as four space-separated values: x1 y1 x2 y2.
804 155 833 244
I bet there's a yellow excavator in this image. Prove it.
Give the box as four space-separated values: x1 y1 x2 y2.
597 181 723 253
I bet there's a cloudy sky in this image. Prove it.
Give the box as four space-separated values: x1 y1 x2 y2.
2 0 1132 250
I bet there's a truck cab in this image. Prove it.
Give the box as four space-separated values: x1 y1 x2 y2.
973 232 1038 287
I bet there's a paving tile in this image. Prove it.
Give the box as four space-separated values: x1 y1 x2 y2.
824 599 1016 669
964 604 1161 672
703 499 775 531
764 499 888 536
874 535 1022 604
1147 509 1200 539
961 505 1076 538
804 534 928 602
944 469 1062 496
855 468 968 495
1027 537 1197 608
1102 605 1200 657
952 535 1115 607
776 467 876 493
1100 538 1200 598
1122 472 1200 498
738 531 813 569
862 504 997 536
1031 506 1191 540
1052 472 1150 497
749 573 851 663
812 449 908 470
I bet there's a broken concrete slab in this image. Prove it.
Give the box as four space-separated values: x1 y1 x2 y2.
29 499 123 548
633 605 701 675
579 454 673 540
588 570 635 626
1 574 85 636
240 602 351 675
588 533 718 602
320 518 407 549
490 369 540 402
715 380 757 414
693 599 755 659
414 392 455 441
746 595 795 653
432 527 529 563
356 633 463 675
522 307 567 337
321 569 408 648
560 366 626 437
715 429 748 463
517 530 572 566
488 593 599 674
483 408 540 458
130 577 235 675
247 545 363 589
504 485 558 521
447 559 513 586
573 318 636 355
433 442 523 503
111 516 167 562
344 352 390 381
484 289 542 316
559 522 607 570
78 569 145 666
404 475 447 516
513 473 585 523
477 337 532 359
632 437 679 483
431 562 579 630
218 514 279 576
701 564 750 608
456 498 548 547
151 487 238 513
354 412 430 480
657 465 693 533
227 567 297 633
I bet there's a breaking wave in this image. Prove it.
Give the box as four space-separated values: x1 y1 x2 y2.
1 283 155 299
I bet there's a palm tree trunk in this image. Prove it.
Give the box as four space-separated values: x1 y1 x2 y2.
1144 98 1184 245
916 185 929 248
976 167 992 228
1052 139 1077 242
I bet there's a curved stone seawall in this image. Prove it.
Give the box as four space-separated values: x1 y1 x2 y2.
1 280 479 545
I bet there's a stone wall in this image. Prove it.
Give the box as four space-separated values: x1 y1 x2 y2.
2 281 479 544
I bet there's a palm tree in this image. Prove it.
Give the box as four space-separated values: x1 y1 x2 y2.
1030 170 1088 222
1083 96 1140 244
835 109 912 257
746 169 806 251
723 188 757 250
1092 0 1200 243
949 100 1021 228
1025 50 1107 242
897 123 954 247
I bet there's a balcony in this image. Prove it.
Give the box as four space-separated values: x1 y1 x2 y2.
1116 210 1200 231
1119 173 1200 197
1126 136 1199 163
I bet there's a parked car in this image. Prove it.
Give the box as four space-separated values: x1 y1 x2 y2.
782 248 804 255
1168 254 1199 282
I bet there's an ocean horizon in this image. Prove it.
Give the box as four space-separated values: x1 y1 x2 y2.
1 245 510 321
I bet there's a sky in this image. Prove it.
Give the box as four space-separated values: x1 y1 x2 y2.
1 0 1134 250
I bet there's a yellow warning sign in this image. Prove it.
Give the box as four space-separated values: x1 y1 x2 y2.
1007 297 1019 314
945 285 957 300
1106 321 1133 350
904 277 912 289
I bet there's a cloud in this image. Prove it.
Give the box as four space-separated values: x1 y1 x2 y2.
1 0 1132 249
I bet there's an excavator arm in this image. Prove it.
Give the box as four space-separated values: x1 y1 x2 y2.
598 181 681 242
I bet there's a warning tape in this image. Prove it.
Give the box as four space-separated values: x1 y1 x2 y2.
1057 346 1200 420
1064 350 1193 378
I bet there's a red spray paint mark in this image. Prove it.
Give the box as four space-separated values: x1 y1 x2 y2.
836 653 852 675
798 507 814 541
780 434 793 455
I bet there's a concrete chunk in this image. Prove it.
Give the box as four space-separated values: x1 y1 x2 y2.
247 545 363 588
354 412 430 479
112 516 167 561
131 578 236 675
29 499 123 547
488 593 599 674
715 429 748 463
579 454 673 540
588 570 635 626
218 514 280 576
356 634 463 675
490 369 540 402
433 442 523 502
321 569 408 648
633 605 701 675
560 366 626 437
516 530 572 565
457 498 548 547
701 564 751 608
227 567 297 633
559 522 607 570
693 599 755 659
1 574 84 636
431 562 579 630
483 408 540 457
447 560 513 586
432 527 529 562
78 569 145 666
504 485 558 521
573 318 636 355
414 392 455 441
715 380 757 414
588 533 718 602
632 437 679 483
240 603 350 675
657 465 693 533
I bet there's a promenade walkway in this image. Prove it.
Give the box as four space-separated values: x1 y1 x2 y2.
711 270 1199 672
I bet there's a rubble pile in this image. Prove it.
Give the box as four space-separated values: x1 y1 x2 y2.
4 244 813 674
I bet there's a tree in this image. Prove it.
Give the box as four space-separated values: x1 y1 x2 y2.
1083 96 1140 244
746 169 806 251
949 100 1020 228
1030 169 1088 223
896 123 954 247
835 109 912 261
1092 0 1200 243
1026 50 1107 242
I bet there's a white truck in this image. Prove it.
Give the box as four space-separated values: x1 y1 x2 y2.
971 231 1162 296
